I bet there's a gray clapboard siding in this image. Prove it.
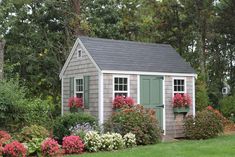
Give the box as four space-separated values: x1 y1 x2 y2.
164 76 194 137
103 74 138 120
62 43 99 118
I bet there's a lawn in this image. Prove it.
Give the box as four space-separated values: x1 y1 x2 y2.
68 135 235 157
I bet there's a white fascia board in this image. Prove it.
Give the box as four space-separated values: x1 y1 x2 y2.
101 70 197 77
59 37 101 79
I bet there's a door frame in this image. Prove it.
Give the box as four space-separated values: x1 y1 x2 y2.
137 75 166 135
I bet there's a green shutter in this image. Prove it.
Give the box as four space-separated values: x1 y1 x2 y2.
84 76 90 109
69 77 74 97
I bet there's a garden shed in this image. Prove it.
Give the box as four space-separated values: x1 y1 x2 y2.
59 36 196 138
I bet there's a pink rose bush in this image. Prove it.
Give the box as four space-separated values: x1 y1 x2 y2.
172 93 192 108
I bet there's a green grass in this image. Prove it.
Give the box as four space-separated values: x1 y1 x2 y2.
68 135 235 157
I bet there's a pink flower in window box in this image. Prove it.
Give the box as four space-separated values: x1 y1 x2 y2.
68 97 84 113
113 96 135 109
172 93 191 108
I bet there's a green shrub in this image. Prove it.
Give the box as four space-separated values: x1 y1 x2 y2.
18 125 49 142
196 79 209 111
24 98 54 129
184 110 223 140
219 95 235 118
53 113 97 142
104 105 161 145
0 79 28 131
17 125 49 156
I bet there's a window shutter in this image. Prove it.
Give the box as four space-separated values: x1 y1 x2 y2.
69 77 74 97
84 76 90 109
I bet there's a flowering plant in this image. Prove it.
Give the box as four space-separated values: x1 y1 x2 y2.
123 132 136 148
172 93 191 108
68 97 83 109
84 131 101 152
3 141 27 157
62 135 84 154
100 132 114 151
113 96 135 109
112 133 124 150
41 138 60 157
0 130 11 145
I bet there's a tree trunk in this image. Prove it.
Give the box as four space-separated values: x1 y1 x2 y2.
0 40 5 80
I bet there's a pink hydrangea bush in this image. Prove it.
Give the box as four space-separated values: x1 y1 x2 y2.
41 138 60 157
172 93 192 108
113 96 135 109
3 141 27 157
62 135 84 154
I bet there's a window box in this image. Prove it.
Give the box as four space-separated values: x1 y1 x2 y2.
173 107 190 114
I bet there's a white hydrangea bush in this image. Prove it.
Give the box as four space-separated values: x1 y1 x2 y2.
100 132 114 151
84 131 102 152
112 133 124 150
123 132 136 148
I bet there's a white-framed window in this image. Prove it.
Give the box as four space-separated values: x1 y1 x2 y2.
75 77 83 98
173 77 186 95
113 75 129 98
76 48 82 59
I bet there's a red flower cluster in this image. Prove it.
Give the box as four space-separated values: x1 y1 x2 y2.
3 141 27 157
172 93 192 108
68 97 83 109
113 96 135 109
62 135 84 154
41 138 60 157
0 130 11 145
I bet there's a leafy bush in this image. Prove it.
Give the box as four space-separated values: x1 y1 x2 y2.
18 125 49 142
41 138 60 157
195 79 209 111
84 131 101 152
0 79 28 131
53 113 97 142
62 135 84 154
219 95 235 119
0 80 55 132
104 105 161 145
184 110 223 140
3 141 27 157
24 99 54 129
123 132 136 148
17 125 49 156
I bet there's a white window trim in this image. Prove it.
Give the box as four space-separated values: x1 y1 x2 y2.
74 76 84 99
76 48 82 59
112 75 130 99
172 77 187 97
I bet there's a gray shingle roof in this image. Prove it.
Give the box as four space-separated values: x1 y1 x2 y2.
79 36 195 74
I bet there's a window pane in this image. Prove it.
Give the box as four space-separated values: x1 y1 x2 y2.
115 85 118 91
119 85 123 91
124 85 127 91
115 78 118 84
124 78 127 84
119 78 123 84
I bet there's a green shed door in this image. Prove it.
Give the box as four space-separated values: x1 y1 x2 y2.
140 75 164 129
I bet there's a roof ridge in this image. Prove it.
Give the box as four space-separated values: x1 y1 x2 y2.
78 36 171 47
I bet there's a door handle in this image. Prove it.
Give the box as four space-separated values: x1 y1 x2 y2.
156 104 164 108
